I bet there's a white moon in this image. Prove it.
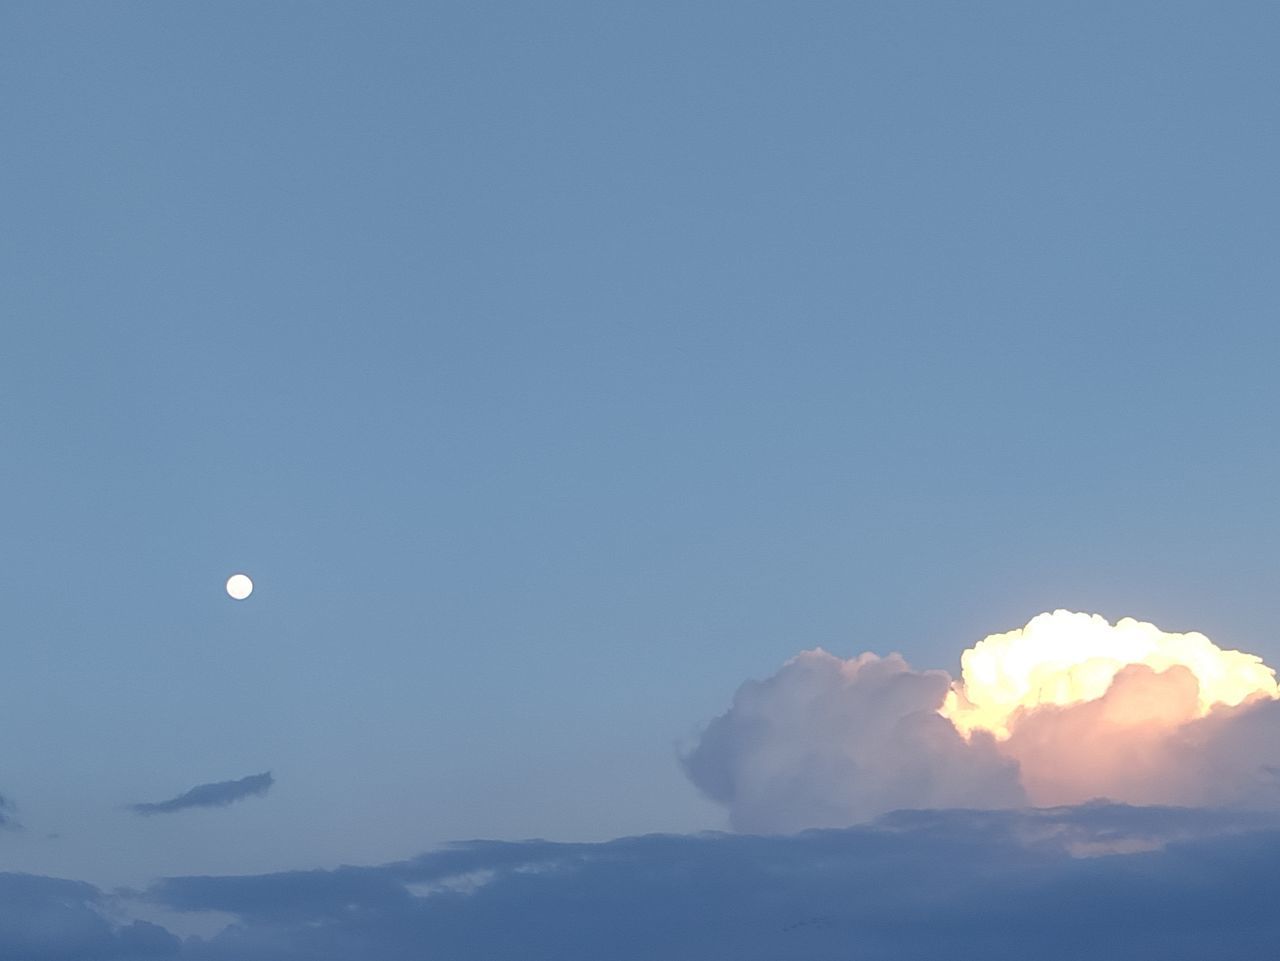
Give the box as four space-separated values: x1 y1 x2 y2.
225 573 254 600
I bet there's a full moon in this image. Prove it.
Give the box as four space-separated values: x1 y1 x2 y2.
225 573 254 600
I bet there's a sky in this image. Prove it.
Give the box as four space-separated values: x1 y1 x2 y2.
4 1 1280 955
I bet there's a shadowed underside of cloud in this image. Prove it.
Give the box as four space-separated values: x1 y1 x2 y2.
131 773 274 816
5 804 1278 961
0 874 177 960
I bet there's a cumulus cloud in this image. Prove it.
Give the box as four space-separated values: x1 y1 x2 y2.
685 612 1280 830
4 804 1278 960
131 773 274 816
941 611 1278 737
682 650 1024 832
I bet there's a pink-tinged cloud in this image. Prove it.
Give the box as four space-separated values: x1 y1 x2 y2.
685 612 1280 831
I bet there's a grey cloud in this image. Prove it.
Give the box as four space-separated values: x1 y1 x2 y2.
0 873 177 960
1179 697 1280 807
682 649 1025 831
131 773 274 816
4 804 1280 960
156 804 1280 961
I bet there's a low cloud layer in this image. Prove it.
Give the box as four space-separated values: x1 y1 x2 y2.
685 612 1280 830
2 804 1279 960
0 874 176 960
132 773 275 816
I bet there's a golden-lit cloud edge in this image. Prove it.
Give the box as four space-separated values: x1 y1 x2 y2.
941 610 1279 739
684 611 1280 830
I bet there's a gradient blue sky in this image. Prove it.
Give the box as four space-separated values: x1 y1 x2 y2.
4 0 1280 891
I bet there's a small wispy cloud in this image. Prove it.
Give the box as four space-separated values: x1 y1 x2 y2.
131 772 274 816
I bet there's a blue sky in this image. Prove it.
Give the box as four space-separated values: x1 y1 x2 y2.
4 1 1280 944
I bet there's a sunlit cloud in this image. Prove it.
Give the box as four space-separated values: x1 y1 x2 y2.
941 611 1278 739
686 611 1280 829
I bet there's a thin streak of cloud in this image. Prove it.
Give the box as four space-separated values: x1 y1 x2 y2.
131 772 274 816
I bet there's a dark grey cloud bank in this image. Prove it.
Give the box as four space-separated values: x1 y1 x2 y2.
131 773 274 816
0 874 177 960
4 804 1280 960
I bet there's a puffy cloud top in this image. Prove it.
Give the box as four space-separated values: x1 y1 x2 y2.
942 611 1279 738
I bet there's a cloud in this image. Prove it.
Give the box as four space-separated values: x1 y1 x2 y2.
131 773 274 817
0 873 177 960
685 612 1280 829
0 794 16 829
3 804 1279 959
681 649 1025 832
9 610 1280 959
941 611 1278 738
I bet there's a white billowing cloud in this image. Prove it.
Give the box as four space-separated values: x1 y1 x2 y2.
941 611 1279 738
686 612 1280 830
681 649 1025 832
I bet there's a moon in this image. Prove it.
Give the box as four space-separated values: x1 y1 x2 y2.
225 573 254 600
